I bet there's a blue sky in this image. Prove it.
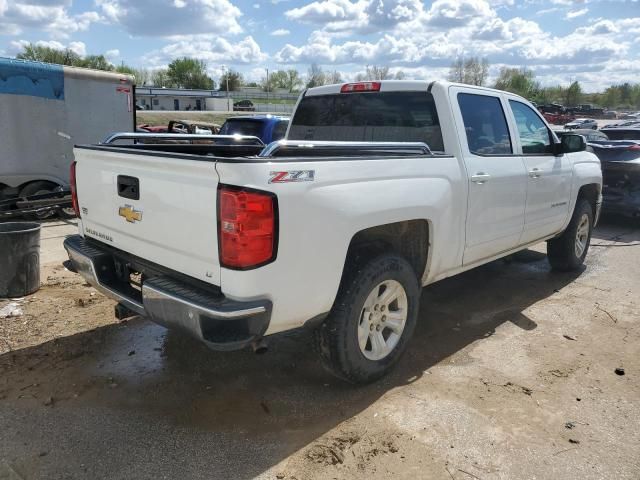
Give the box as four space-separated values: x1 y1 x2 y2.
1 0 639 91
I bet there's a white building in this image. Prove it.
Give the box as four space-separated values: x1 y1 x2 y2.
136 87 232 111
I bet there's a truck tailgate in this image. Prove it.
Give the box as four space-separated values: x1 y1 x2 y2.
74 147 221 285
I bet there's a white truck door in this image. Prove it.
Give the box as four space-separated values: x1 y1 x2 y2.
507 99 572 244
452 89 528 265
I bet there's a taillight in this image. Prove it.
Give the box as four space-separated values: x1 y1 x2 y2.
218 185 277 269
70 161 80 217
340 82 381 93
628 144 640 151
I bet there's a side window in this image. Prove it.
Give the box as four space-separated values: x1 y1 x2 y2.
272 120 289 141
458 93 512 155
509 100 553 154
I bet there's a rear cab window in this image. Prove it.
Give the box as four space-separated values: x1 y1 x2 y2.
457 93 512 155
219 119 265 138
288 91 445 152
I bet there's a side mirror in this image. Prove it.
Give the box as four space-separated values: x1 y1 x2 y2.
557 134 587 154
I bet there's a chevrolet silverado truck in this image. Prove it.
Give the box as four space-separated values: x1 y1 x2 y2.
63 81 602 383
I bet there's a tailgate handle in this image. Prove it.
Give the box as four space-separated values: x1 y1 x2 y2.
117 175 140 200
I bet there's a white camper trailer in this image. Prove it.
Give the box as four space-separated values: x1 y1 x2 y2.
0 58 134 218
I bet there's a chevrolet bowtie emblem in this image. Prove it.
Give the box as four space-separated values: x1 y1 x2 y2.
118 205 142 223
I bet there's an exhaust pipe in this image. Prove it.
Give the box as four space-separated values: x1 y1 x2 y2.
251 338 268 354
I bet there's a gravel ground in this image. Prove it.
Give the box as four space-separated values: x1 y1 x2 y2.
0 216 638 480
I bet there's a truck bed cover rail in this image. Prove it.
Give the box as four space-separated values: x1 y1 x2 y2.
259 140 433 157
102 132 265 146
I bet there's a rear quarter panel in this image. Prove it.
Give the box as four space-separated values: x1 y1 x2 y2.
216 155 466 335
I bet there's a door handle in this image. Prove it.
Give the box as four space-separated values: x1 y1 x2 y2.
470 172 491 184
528 168 542 178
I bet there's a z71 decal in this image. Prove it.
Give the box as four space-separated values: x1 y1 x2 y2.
269 170 315 183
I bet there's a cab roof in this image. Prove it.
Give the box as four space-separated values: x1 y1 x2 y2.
304 80 522 99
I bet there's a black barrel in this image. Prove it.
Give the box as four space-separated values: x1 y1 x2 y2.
0 222 41 297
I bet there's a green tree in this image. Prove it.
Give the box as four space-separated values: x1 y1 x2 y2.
219 70 243 91
116 64 150 85
285 69 303 92
16 43 82 66
493 67 539 99
166 57 214 89
78 55 113 71
265 70 288 91
564 81 583 107
150 69 173 87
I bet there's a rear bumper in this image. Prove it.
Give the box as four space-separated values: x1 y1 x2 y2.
63 235 271 351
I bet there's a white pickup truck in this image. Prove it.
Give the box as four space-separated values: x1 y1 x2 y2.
64 81 602 383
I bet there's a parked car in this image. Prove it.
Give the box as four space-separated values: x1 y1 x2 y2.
589 127 640 218
543 112 575 125
233 100 255 112
565 118 598 130
64 80 601 383
219 115 289 144
137 120 220 135
603 120 640 129
167 120 220 135
136 124 169 133
555 129 609 143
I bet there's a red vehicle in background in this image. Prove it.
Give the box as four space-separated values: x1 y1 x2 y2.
542 112 575 125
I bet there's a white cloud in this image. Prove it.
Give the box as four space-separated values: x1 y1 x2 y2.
285 0 365 24
284 0 423 33
275 1 637 92
0 1 100 37
96 0 243 38
271 28 290 35
566 7 588 19
105 48 120 59
253 2 260 7
145 36 267 68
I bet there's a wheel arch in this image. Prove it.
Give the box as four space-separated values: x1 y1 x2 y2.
343 219 432 281
577 183 600 219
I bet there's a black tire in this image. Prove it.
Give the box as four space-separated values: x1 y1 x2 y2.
19 181 58 220
314 253 421 384
547 198 593 271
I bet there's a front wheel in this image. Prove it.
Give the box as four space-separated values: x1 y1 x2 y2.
314 254 420 384
547 198 593 271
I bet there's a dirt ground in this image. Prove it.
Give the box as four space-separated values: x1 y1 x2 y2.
0 216 639 480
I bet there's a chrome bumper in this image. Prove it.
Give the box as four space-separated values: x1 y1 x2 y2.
63 235 271 351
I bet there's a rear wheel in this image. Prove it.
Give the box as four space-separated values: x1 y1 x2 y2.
314 253 420 384
547 198 593 271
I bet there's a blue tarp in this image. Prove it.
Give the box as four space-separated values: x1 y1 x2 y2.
0 57 65 101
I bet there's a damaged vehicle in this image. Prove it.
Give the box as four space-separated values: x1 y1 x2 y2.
591 127 640 218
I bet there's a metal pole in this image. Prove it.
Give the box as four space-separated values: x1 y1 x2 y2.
226 73 230 111
266 68 269 108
